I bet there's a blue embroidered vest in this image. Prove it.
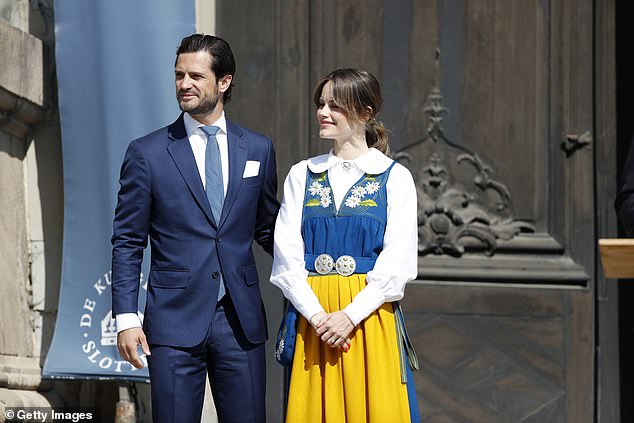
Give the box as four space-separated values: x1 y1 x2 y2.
302 162 396 273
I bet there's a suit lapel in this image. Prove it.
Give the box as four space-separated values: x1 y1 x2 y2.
166 115 216 227
219 121 247 228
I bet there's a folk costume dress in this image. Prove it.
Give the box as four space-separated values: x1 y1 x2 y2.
271 148 420 423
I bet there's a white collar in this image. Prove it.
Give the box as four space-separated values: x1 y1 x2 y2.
307 148 393 175
183 111 228 137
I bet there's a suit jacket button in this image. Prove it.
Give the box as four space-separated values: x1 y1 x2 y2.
217 237 222 243
212 272 220 279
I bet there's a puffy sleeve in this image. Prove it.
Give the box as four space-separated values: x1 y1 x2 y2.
270 162 326 321
343 163 418 325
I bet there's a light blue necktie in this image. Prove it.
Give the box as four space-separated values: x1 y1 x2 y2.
201 125 224 223
201 125 226 300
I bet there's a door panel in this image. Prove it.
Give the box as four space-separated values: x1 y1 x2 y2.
219 1 596 421
405 285 570 422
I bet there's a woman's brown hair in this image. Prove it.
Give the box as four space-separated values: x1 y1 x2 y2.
313 69 389 155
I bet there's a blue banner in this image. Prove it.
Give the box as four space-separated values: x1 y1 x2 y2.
43 1 195 380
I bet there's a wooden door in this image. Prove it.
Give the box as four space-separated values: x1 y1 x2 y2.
219 1 597 421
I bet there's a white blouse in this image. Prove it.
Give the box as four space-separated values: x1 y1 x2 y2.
270 148 418 325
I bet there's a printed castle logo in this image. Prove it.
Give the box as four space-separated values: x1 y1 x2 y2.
101 310 144 346
101 311 117 346
78 270 148 375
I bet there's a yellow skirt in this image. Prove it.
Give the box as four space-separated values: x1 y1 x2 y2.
285 273 412 423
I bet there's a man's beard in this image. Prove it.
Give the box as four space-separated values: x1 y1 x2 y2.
178 91 220 115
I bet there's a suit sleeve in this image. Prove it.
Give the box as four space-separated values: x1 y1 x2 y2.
616 136 634 236
254 138 280 255
111 140 152 316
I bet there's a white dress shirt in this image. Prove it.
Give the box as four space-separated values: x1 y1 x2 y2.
183 112 230 195
115 112 230 333
270 148 418 326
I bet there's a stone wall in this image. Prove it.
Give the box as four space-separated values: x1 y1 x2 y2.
0 9 51 413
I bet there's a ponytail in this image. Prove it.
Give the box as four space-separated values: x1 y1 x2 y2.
365 118 390 155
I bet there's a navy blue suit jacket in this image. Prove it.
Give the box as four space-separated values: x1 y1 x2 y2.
111 114 279 347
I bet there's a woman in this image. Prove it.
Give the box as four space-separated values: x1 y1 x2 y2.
271 68 420 422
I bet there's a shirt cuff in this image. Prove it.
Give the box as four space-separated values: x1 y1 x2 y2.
343 284 385 325
288 281 325 322
116 313 142 333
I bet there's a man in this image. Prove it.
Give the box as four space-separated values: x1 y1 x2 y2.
111 34 279 423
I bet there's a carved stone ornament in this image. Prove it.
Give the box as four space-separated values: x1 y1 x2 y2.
392 87 588 285
393 87 534 257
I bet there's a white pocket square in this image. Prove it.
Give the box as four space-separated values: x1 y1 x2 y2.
243 160 260 178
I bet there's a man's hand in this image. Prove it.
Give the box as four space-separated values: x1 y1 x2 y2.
315 311 354 350
117 327 151 369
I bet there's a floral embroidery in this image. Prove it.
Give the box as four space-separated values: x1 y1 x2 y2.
320 194 332 207
308 181 324 196
350 185 367 198
343 178 380 209
365 181 380 195
344 196 361 208
306 173 333 208
306 173 383 210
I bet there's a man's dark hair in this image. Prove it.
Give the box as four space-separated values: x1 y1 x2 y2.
176 34 236 103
